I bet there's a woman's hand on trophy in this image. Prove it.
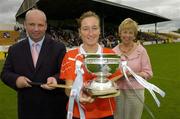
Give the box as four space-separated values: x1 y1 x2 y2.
79 90 95 104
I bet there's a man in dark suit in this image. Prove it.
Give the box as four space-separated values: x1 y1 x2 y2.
1 9 68 119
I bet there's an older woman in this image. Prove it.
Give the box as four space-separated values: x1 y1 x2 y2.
60 11 121 119
113 18 153 119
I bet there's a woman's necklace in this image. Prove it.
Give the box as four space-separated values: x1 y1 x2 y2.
119 43 135 55
82 44 99 53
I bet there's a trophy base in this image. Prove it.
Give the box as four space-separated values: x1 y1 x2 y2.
84 80 120 98
85 88 120 98
96 91 120 98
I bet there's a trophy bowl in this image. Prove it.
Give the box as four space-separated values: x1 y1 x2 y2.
83 53 120 98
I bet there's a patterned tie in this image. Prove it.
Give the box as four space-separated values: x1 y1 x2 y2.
31 43 39 67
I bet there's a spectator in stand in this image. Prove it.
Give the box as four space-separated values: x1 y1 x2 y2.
113 18 153 119
1 9 68 119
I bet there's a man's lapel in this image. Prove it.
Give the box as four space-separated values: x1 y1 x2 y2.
22 39 35 71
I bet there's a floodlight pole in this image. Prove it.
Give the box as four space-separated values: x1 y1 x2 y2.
155 23 157 34
155 23 158 44
101 15 105 38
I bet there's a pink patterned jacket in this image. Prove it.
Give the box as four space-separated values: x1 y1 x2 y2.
113 44 153 89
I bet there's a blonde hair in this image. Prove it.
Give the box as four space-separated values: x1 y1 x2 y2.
118 18 138 36
77 11 100 28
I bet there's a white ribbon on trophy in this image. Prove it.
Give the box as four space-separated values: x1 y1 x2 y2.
121 60 165 107
67 56 85 119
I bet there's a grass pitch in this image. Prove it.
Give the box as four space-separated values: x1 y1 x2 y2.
0 43 180 119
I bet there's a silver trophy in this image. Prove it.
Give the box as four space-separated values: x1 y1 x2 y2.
83 53 120 98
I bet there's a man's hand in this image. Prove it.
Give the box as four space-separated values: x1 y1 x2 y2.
16 76 32 88
41 77 57 90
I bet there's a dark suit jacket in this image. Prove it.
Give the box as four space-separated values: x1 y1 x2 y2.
1 35 68 119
